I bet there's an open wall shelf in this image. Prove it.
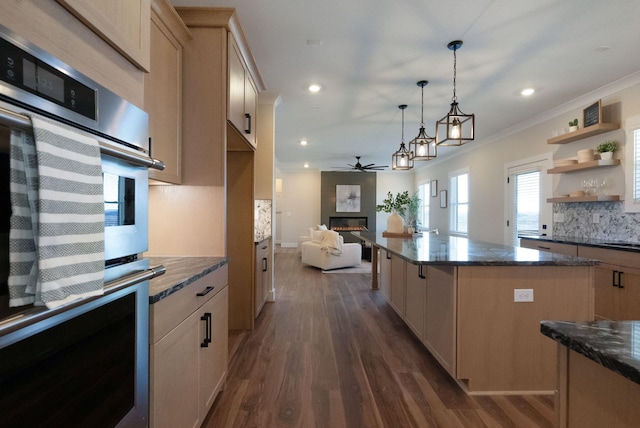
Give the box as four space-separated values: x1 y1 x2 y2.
547 123 620 145
547 195 620 203
547 159 620 174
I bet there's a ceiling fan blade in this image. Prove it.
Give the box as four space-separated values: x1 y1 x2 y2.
362 163 375 168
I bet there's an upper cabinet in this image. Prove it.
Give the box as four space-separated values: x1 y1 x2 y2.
145 0 192 184
228 35 258 149
56 0 151 71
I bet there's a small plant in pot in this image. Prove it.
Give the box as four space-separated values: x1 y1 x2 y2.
596 140 617 160
569 118 579 132
376 191 411 234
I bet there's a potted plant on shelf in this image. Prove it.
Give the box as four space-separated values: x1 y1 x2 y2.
596 140 617 160
376 191 410 234
398 192 421 234
569 118 579 132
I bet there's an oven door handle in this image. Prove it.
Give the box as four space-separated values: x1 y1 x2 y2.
0 106 165 171
104 265 166 290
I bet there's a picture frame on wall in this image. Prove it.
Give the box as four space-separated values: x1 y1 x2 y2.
583 99 602 128
430 180 438 197
335 184 361 212
440 190 447 208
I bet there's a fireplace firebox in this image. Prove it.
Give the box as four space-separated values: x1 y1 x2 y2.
329 217 368 232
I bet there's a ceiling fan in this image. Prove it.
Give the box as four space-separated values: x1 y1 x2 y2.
332 156 388 171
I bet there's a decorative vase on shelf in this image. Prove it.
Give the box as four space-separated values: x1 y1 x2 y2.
599 151 613 160
569 125 578 133
387 212 403 234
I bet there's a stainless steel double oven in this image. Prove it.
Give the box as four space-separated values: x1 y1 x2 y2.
0 25 164 427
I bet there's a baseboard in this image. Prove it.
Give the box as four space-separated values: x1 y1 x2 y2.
281 242 297 248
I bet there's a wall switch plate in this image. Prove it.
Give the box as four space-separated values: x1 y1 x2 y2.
514 289 534 302
554 213 564 223
593 213 600 223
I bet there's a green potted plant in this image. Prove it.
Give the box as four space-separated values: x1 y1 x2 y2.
569 118 579 132
398 192 421 233
376 191 410 234
596 140 617 160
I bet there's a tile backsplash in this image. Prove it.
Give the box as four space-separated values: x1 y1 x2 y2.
255 199 272 240
553 201 640 242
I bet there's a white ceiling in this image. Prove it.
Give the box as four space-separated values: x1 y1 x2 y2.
170 0 640 171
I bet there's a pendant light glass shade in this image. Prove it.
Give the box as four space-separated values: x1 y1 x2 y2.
436 40 475 146
408 81 437 161
392 104 414 170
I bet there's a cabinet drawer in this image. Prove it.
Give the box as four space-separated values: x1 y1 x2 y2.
520 239 577 256
150 265 228 343
578 246 640 270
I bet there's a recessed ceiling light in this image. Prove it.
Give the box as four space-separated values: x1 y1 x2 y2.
300 140 308 146
304 163 309 168
308 84 321 93
521 88 535 96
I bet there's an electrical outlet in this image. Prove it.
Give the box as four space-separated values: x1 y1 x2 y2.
554 213 564 223
514 289 534 302
593 213 600 224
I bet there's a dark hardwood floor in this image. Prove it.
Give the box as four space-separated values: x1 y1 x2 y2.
203 247 554 428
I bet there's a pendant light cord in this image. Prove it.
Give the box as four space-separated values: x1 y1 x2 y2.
452 47 458 103
420 84 425 126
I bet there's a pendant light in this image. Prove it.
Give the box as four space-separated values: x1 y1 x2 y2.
436 40 475 146
392 104 413 170
408 80 437 161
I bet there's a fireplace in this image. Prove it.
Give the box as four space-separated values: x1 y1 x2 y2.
329 216 368 232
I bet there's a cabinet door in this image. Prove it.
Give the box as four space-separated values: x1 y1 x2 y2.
57 0 150 70
254 241 268 318
405 263 426 340
424 266 456 377
618 271 640 320
379 250 391 300
227 36 246 135
593 266 618 320
146 5 185 184
389 255 406 316
199 286 229 421
243 73 257 147
151 311 200 428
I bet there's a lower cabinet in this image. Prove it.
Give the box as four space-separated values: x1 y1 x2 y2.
519 238 578 256
389 254 406 316
424 266 456 376
405 263 426 339
150 265 228 428
254 238 271 318
578 246 640 320
379 249 392 300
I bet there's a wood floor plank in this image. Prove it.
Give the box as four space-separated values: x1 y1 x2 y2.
202 247 555 428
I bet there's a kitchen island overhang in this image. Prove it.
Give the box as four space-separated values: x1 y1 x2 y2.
355 231 598 395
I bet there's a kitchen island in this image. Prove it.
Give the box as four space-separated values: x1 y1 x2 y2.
355 231 598 394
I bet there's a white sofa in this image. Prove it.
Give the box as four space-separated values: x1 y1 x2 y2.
301 231 362 271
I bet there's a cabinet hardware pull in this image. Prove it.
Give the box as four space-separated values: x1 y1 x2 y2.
537 246 551 250
200 313 212 347
618 271 624 289
418 265 426 279
262 257 268 272
196 286 215 296
386 251 391 260
245 113 252 134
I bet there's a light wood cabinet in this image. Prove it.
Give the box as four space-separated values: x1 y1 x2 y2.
149 266 228 428
228 35 258 149
56 0 151 71
424 266 456 377
389 254 406 317
405 263 426 340
146 0 191 184
379 249 392 300
520 238 578 256
254 238 271 318
578 245 640 320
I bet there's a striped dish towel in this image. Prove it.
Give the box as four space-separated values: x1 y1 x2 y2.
8 115 105 309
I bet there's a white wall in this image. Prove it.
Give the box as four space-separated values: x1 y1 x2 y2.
277 170 321 246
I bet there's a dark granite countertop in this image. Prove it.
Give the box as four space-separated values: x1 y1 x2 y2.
355 231 598 266
147 256 229 304
541 320 640 385
520 235 640 253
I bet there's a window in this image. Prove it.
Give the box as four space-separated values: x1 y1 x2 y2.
625 116 640 213
512 171 540 242
417 182 429 230
449 170 468 235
